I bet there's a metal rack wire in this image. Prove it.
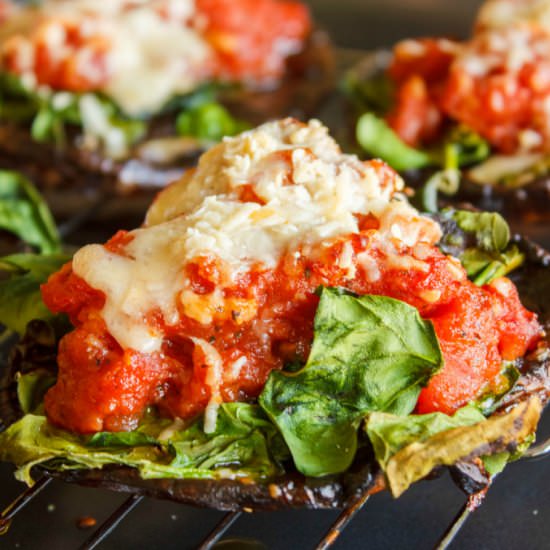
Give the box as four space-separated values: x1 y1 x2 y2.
1 435 549 550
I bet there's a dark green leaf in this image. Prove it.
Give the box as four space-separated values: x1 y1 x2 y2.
441 126 490 170
436 209 524 285
161 82 220 114
260 288 443 477
88 431 158 448
169 403 288 477
342 70 394 115
0 253 70 334
452 210 510 252
0 170 61 253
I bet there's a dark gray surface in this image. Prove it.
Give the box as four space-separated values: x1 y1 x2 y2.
305 0 485 48
1 444 549 549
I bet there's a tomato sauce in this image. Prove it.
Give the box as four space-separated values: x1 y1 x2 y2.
441 25 550 153
197 0 311 82
41 225 541 433
386 27 550 152
386 38 457 147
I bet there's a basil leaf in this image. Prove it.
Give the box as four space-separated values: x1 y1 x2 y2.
441 126 490 170
356 113 432 171
342 70 395 115
452 210 510 252
0 170 61 253
88 431 158 448
436 209 524 285
168 403 289 476
260 288 443 477
176 102 249 142
368 398 541 497
0 253 70 334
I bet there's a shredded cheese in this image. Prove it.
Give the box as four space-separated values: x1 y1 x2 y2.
0 0 211 115
191 337 224 433
476 0 550 32
72 119 441 357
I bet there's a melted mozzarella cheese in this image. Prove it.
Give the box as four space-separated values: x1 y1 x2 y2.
103 7 211 115
72 119 440 354
457 24 550 78
0 0 211 115
191 337 223 433
476 0 550 32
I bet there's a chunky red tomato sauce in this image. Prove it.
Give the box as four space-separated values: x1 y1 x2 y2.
196 0 310 82
387 38 458 146
386 26 550 152
1 0 310 93
41 225 541 433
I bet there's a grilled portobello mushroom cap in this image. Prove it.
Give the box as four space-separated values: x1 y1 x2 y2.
0 234 548 511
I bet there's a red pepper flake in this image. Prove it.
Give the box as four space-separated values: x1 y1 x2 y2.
76 516 97 529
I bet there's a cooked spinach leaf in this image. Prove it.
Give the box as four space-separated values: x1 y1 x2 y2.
0 253 70 334
436 209 524 285
366 404 485 468
440 126 490 170
356 113 431 171
0 170 61 253
259 288 443 477
0 403 288 485
87 431 159 449
342 69 395 115
367 398 541 497
168 403 289 476
0 414 170 485
176 102 249 141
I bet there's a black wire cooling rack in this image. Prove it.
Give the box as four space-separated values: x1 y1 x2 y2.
0 437 549 550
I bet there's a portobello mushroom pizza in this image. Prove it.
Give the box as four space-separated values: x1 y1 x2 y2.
0 0 332 199
0 118 548 511
345 0 550 221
